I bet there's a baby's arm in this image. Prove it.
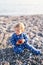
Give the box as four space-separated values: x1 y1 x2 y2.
10 33 16 45
23 33 29 43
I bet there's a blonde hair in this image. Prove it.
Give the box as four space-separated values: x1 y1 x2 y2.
14 22 25 32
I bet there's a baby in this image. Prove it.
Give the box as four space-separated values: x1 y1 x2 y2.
10 22 41 55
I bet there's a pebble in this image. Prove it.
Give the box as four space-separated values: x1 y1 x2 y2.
0 15 43 65
38 33 43 37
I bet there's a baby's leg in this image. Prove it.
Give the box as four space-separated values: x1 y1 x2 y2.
24 43 41 55
13 46 23 54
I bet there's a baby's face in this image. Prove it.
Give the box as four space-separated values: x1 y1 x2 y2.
15 28 22 35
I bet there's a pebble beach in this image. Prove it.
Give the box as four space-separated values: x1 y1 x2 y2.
0 15 43 65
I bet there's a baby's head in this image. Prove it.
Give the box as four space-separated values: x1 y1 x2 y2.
14 22 25 35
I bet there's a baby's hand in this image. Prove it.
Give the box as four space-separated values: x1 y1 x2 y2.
21 39 25 43
16 41 19 45
16 39 25 45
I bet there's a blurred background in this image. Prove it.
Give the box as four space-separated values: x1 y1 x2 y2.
0 0 43 15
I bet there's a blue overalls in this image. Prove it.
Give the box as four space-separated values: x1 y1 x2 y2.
10 33 41 55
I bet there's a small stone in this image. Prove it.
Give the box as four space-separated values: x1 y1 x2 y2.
38 33 43 37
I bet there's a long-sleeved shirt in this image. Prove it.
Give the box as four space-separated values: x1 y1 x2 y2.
10 32 41 55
